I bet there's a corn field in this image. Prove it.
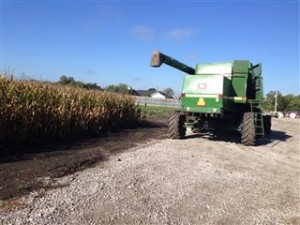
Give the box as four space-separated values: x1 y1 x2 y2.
0 76 140 147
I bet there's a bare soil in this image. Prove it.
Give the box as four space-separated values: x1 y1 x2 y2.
0 118 167 200
0 118 299 225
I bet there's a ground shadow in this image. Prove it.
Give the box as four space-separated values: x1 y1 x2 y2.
257 130 292 146
184 129 292 146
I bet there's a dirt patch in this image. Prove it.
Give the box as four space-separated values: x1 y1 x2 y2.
0 117 168 200
1 118 298 225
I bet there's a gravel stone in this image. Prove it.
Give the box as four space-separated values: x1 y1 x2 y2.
0 118 299 225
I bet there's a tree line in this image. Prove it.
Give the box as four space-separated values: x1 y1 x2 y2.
57 76 175 98
57 76 299 110
263 91 300 114
57 75 102 90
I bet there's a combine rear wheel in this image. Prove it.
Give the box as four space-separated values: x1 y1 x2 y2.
168 112 186 139
241 112 256 146
263 115 272 135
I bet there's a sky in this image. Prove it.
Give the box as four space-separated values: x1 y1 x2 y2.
1 0 299 96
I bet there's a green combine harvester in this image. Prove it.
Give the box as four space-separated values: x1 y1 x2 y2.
150 51 271 146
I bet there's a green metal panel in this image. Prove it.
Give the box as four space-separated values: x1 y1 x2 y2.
223 76 231 97
222 77 232 110
231 61 250 101
181 75 231 113
231 74 247 97
181 97 223 113
232 60 250 74
182 75 229 95
255 76 263 100
250 63 263 101
196 62 232 75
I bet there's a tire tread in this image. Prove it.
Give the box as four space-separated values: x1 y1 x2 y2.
168 112 186 139
241 112 256 146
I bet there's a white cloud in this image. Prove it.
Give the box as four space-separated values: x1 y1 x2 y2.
164 28 198 41
130 25 154 41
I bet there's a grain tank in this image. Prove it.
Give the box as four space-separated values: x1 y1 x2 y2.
150 51 271 146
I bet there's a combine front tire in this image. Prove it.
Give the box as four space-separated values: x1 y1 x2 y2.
168 112 186 139
241 112 256 146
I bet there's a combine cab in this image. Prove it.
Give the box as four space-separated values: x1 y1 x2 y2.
150 51 271 146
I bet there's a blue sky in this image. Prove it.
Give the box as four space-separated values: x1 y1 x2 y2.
1 0 299 95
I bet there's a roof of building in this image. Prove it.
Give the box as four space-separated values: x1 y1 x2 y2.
136 90 166 96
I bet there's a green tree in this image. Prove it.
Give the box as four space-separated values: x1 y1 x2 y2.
84 82 101 90
163 88 174 98
58 75 75 85
289 95 300 111
106 83 130 94
106 85 119 92
263 91 280 112
263 91 300 114
148 88 156 92
118 83 130 94
57 75 101 90
278 94 292 113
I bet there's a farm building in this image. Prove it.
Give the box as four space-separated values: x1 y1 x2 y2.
136 90 167 99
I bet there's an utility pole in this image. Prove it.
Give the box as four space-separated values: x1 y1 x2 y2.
274 91 278 113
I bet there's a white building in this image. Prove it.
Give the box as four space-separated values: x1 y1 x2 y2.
150 91 166 99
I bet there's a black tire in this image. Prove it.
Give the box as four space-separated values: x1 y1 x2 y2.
263 115 272 135
168 112 186 139
241 112 256 146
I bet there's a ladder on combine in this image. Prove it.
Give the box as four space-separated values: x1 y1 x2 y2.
249 73 265 136
250 100 265 136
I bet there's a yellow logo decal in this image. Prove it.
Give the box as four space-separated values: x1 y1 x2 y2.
197 98 206 106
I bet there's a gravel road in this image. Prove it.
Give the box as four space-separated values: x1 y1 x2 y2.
1 118 299 225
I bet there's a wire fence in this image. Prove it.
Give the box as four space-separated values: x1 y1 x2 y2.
134 96 181 108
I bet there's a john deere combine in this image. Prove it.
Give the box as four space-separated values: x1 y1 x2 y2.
150 51 271 146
